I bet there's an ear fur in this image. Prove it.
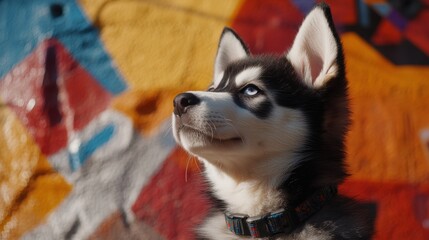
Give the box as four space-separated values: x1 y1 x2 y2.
287 3 343 88
213 28 249 87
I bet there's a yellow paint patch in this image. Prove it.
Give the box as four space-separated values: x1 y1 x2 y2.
0 105 71 239
79 0 243 133
79 0 242 91
343 33 429 183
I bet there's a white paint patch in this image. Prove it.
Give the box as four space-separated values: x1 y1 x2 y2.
420 128 429 163
287 7 338 88
234 66 262 87
24 110 176 240
47 110 134 182
26 98 36 111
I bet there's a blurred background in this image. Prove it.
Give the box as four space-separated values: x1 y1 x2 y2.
1 0 429 239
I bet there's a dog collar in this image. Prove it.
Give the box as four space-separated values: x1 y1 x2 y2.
224 185 337 238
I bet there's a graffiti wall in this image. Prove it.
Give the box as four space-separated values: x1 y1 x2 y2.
1 0 429 239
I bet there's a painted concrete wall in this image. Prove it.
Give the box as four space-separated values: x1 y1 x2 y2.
1 0 429 239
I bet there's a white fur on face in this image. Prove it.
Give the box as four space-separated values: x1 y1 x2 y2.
172 87 308 185
287 7 338 88
234 67 262 87
193 95 307 216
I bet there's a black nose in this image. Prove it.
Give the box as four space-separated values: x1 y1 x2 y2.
173 92 200 116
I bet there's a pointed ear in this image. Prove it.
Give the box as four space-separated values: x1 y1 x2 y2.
213 28 249 86
287 3 344 89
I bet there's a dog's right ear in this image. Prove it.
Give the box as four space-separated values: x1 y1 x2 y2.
213 28 249 86
287 3 344 89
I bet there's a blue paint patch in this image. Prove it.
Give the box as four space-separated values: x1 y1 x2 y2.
0 0 127 95
69 124 116 171
388 10 407 31
358 0 370 28
291 0 315 15
371 3 392 17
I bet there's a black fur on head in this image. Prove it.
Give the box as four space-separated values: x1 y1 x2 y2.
280 3 350 206
208 3 350 208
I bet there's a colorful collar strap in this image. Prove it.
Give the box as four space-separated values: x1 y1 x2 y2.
224 185 338 238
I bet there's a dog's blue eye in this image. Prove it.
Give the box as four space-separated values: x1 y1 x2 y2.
242 85 260 96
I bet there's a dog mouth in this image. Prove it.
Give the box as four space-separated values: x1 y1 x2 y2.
178 125 243 146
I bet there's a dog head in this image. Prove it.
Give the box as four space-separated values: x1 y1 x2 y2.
172 4 348 183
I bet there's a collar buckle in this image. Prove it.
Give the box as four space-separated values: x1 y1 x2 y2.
224 212 251 236
246 208 298 238
225 208 299 238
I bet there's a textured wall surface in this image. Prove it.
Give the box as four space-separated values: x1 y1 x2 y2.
1 0 429 239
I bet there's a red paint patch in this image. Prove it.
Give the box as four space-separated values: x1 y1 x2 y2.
340 180 429 240
326 0 357 25
372 19 403 45
405 10 429 56
0 39 112 155
231 0 356 54
232 0 304 54
169 145 201 173
131 148 429 239
132 147 210 240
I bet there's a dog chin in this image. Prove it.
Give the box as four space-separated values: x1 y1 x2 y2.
178 126 243 154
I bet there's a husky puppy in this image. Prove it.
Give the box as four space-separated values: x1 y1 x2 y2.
172 3 374 239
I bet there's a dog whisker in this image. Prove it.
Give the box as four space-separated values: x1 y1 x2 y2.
163 121 173 138
222 117 245 143
185 154 191 182
193 157 202 173
206 119 216 142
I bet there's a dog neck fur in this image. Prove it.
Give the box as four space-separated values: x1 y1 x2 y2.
202 155 297 216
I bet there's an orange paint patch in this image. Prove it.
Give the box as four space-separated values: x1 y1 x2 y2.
343 33 429 183
112 87 184 135
0 106 71 239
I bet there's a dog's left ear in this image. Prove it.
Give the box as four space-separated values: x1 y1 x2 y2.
287 3 344 89
213 28 250 86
